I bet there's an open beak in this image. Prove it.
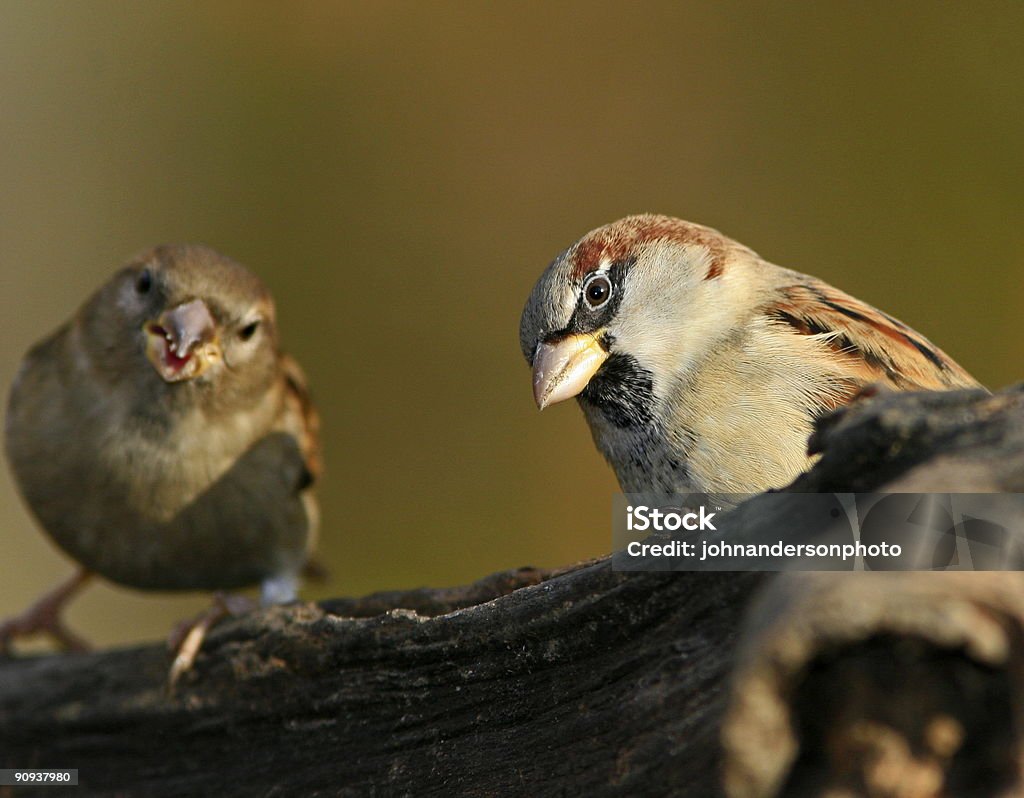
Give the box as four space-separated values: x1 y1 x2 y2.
532 332 609 410
144 299 221 383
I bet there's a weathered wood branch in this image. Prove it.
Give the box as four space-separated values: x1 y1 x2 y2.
1 565 762 797
2 384 1023 797
722 385 1024 798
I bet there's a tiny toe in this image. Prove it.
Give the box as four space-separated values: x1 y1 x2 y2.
0 571 93 655
167 592 257 689
168 619 212 690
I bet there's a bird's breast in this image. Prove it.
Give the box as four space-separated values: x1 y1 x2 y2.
95 417 245 521
578 326 834 494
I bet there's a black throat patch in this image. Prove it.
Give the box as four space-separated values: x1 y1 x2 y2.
578 353 655 429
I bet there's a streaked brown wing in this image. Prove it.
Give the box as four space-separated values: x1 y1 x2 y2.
768 279 980 392
279 352 323 485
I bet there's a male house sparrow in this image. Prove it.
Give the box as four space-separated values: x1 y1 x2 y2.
2 244 320 679
520 215 980 493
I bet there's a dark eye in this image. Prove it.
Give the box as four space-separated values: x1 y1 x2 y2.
135 269 152 294
239 320 260 341
584 275 612 308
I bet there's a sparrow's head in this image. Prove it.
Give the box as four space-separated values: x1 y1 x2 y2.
79 244 280 403
519 215 759 423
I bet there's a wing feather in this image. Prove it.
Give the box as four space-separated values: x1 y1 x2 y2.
766 278 980 393
277 352 322 485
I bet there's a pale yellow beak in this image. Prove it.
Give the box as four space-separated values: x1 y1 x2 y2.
531 333 609 410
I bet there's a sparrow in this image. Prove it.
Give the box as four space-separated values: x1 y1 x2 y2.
2 244 320 681
520 215 981 494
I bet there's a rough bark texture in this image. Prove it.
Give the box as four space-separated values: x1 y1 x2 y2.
2 384 1024 798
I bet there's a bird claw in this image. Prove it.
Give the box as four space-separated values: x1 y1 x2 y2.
0 570 92 656
0 613 92 656
166 592 257 691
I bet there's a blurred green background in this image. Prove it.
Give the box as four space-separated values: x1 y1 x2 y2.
1 2 1020 649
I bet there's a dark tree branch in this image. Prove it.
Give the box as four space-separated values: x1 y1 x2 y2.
1 564 761 797
2 385 1024 797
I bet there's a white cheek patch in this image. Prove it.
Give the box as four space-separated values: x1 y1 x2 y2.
605 243 735 398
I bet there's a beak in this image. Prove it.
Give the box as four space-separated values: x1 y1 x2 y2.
532 333 609 410
144 299 221 383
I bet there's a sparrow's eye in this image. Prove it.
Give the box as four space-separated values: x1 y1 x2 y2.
583 275 612 308
135 269 152 294
238 320 260 341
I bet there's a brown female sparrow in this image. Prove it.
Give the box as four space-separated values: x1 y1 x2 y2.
520 215 980 493
2 244 320 682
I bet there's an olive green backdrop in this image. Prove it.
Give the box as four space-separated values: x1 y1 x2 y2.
1 2 1020 648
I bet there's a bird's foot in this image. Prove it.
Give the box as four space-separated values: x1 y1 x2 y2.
167 592 257 690
0 569 93 655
